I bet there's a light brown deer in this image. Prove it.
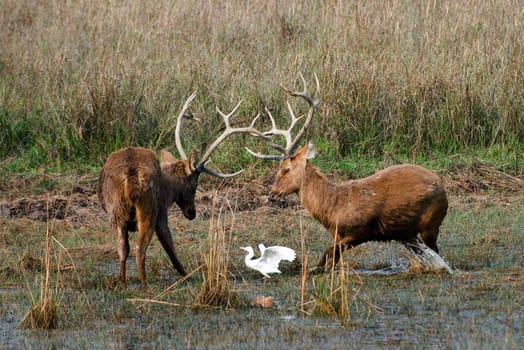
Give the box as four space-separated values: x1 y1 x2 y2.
97 92 265 285
247 74 448 271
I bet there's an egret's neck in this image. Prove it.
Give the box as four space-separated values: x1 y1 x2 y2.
244 251 254 263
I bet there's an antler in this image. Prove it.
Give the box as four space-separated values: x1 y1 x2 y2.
193 100 267 177
174 94 268 178
245 73 320 160
174 91 199 161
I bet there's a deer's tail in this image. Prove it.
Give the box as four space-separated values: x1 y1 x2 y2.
124 167 146 203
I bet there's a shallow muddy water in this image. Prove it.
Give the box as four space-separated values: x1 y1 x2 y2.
1 189 522 349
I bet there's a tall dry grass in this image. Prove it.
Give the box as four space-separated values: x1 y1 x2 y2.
1 0 522 168
311 230 351 322
17 195 91 329
19 217 60 329
197 194 242 308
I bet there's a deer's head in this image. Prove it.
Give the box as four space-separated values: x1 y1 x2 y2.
246 73 320 200
164 92 267 217
160 149 199 219
270 142 317 199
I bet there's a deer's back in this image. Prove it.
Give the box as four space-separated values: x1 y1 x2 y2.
97 147 162 228
364 164 444 195
329 164 447 240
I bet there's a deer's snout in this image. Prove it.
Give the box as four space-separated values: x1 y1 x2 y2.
269 182 284 201
268 191 280 202
183 207 196 220
268 190 288 208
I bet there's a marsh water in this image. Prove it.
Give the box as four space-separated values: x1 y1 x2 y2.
0 184 522 349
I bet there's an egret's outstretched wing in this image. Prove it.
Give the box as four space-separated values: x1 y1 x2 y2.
242 244 296 277
261 246 296 268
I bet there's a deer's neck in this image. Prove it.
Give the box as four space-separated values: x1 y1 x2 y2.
296 163 337 228
159 174 181 207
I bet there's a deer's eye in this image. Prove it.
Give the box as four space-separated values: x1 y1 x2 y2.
281 167 290 175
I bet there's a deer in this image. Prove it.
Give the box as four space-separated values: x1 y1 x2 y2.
97 92 266 286
247 74 449 271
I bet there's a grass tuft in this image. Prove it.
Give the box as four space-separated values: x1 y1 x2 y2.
311 233 351 323
19 219 60 329
196 193 244 309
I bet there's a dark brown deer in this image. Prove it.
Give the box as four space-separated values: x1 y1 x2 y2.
247 74 448 271
97 92 265 285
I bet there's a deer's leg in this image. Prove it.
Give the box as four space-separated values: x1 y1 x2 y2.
419 229 439 253
135 209 155 286
316 236 354 271
115 225 130 286
156 217 187 277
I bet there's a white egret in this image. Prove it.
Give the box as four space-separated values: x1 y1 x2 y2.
240 244 296 277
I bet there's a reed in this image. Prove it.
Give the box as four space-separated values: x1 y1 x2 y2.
19 208 60 329
197 192 242 308
311 231 351 323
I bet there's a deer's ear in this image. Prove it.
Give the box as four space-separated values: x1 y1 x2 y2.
188 150 198 169
293 142 315 162
306 142 316 159
161 149 178 164
184 150 198 175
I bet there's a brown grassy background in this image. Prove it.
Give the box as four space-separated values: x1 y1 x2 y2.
1 0 523 169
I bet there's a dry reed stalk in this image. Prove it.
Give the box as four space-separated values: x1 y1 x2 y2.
299 215 309 314
336 249 350 323
196 193 242 308
19 203 60 329
311 227 352 321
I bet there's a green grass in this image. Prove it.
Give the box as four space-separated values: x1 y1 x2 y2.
1 0 523 174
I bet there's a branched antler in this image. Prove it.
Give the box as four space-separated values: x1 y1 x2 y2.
174 91 198 160
245 73 320 160
174 94 268 178
194 101 267 177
